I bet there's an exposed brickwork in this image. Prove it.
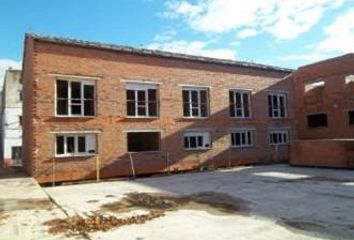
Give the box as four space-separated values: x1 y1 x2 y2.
291 54 354 168
22 35 294 183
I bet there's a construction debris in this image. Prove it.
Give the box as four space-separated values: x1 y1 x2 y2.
45 192 249 237
45 211 164 237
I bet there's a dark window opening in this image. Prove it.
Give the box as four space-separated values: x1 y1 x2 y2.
349 111 354 125
11 146 22 160
127 132 161 152
56 136 64 155
307 113 328 128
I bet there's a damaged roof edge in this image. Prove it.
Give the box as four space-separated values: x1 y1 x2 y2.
26 32 293 73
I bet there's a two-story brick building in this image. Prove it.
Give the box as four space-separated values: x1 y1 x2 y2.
22 33 294 183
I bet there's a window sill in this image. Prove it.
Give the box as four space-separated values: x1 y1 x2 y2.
231 145 254 149
270 144 289 147
229 117 252 120
270 117 288 120
182 117 209 120
125 116 159 119
128 150 162 153
55 115 96 119
55 153 97 159
184 148 212 151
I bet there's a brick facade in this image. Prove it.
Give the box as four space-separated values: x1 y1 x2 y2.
291 54 354 168
22 34 294 183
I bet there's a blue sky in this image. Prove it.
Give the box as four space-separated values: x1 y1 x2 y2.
0 0 353 81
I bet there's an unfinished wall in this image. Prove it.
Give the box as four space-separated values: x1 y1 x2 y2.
291 54 354 168
23 35 294 183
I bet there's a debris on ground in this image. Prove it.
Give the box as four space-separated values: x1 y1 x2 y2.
101 192 249 215
45 211 164 237
45 192 249 237
0 214 11 224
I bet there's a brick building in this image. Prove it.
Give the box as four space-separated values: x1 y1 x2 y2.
291 54 354 168
22 33 294 183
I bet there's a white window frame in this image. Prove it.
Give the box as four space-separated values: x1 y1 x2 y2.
184 131 211 150
126 83 159 118
229 89 251 118
55 133 97 158
230 129 254 148
269 129 289 146
268 92 287 119
182 87 209 118
55 79 96 117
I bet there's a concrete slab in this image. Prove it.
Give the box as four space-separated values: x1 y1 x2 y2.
0 177 77 240
44 165 354 240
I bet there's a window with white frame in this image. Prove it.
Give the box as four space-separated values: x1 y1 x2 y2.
268 92 286 118
182 88 209 117
126 84 158 117
56 79 95 117
184 132 211 150
269 129 289 146
231 129 254 148
229 90 251 118
55 134 97 157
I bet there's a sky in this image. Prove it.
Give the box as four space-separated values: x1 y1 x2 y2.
0 0 354 83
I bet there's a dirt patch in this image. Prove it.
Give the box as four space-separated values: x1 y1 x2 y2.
86 200 99 203
45 211 163 238
0 214 11 224
100 191 249 216
46 192 250 237
0 198 53 213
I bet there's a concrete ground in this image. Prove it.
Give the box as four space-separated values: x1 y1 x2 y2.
1 165 354 240
0 176 76 240
43 165 354 240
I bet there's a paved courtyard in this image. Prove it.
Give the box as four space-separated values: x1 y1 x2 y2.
1 165 354 239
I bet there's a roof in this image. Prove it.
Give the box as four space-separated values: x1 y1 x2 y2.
26 33 293 73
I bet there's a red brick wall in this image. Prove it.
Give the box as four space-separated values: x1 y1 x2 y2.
23 36 294 183
291 139 354 168
293 54 354 139
290 54 354 168
22 35 35 175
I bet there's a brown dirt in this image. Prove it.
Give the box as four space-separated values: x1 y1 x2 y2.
100 192 249 216
0 214 11 224
45 211 164 237
0 198 53 213
45 191 250 237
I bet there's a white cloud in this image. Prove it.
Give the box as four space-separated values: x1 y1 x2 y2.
163 0 345 40
0 59 22 88
237 28 259 39
280 8 354 64
147 40 236 60
318 8 354 53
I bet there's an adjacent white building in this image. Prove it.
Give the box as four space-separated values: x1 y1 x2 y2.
1 69 22 167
